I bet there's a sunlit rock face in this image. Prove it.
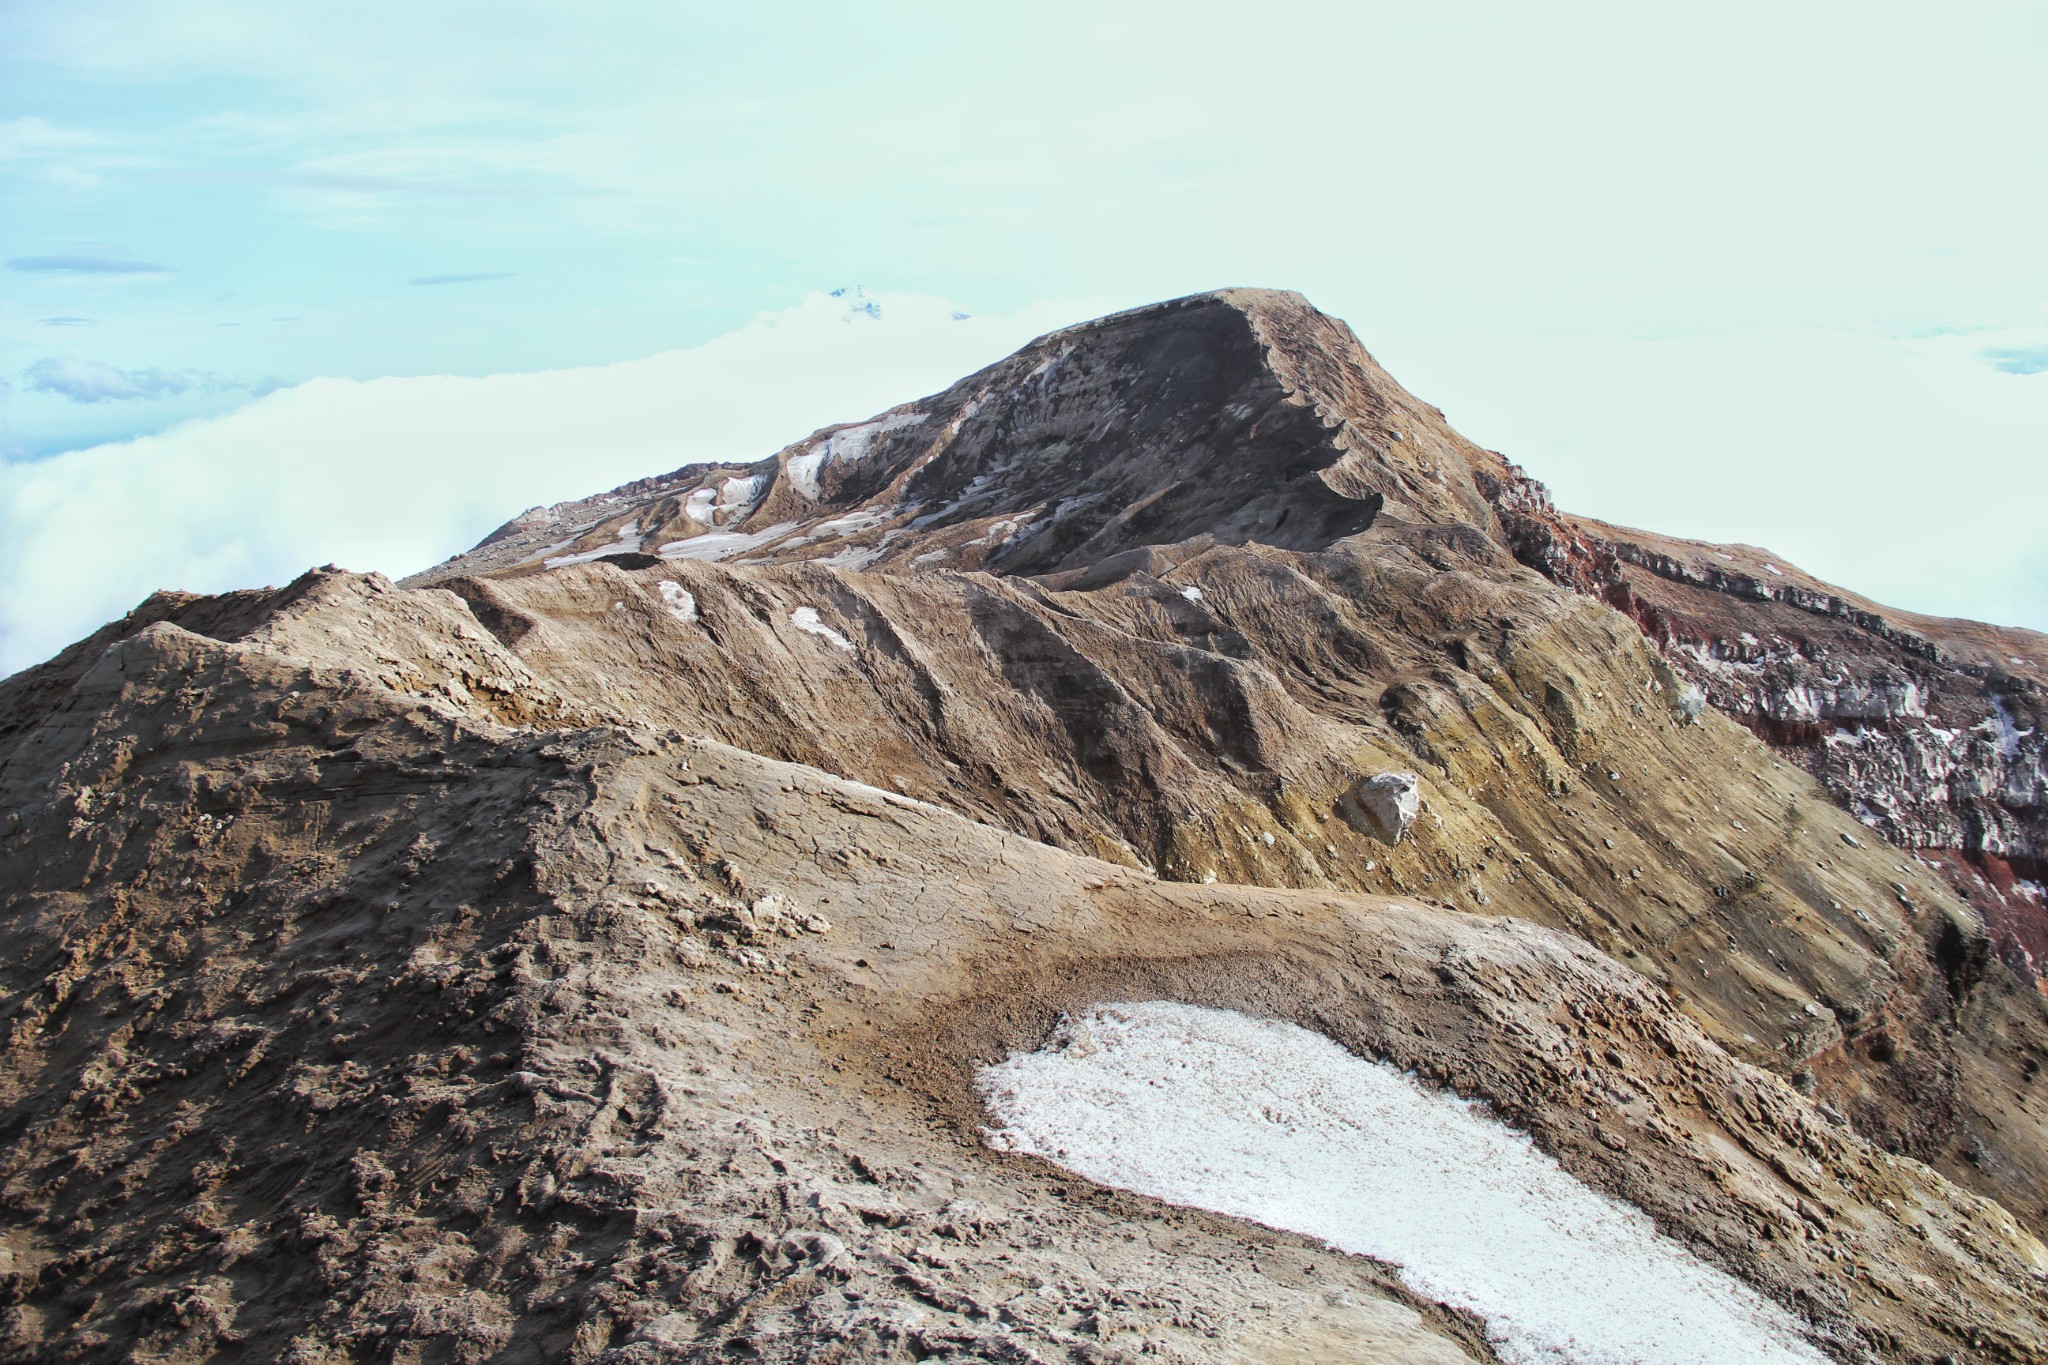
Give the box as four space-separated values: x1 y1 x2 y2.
4 289 2047 1363
1479 458 2048 975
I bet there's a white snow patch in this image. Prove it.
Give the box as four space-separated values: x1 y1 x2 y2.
979 1002 1824 1365
776 507 893 551
543 520 643 568
810 508 890 538
1764 563 1785 576
682 487 719 524
717 474 766 522
527 533 579 565
790 606 854 652
908 466 1019 527
784 410 926 501
1987 695 2034 759
656 580 697 624
657 521 798 562
966 515 1031 547
943 396 983 437
783 449 828 503
817 543 886 570
1024 345 1073 386
1179 584 1204 602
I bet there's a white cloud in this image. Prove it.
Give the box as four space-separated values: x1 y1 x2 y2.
1371 324 2048 634
21 357 248 403
0 116 98 161
0 288 1093 676
6 286 2041 680
6 255 173 275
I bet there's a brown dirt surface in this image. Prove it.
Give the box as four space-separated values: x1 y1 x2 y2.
4 288 2047 1362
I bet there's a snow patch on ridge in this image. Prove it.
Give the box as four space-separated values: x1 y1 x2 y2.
658 521 799 562
718 475 766 519
785 411 927 501
542 520 643 568
978 1002 1824 1365
790 606 854 652
682 487 719 524
656 580 697 624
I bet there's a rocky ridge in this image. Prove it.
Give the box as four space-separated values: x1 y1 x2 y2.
3 289 2047 1362
1478 467 2048 976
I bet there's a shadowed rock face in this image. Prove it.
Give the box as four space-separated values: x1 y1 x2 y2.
4 289 2048 1363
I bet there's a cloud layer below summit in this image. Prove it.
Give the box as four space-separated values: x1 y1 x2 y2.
2 1 2043 669
4 286 2042 681
0 290 1083 675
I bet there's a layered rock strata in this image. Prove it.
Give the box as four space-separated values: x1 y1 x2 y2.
1479 466 2048 975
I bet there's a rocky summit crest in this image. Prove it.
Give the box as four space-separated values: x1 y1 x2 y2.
2 291 2046 1363
422 290 1502 584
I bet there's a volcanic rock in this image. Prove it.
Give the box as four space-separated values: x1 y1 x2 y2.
1478 466 2048 978
3 288 2047 1363
1340 771 1422 844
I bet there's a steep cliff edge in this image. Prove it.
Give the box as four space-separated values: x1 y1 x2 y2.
4 289 2047 1363
1478 459 2048 978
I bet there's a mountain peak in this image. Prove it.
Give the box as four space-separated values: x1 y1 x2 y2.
9 288 2048 1364
422 288 1506 586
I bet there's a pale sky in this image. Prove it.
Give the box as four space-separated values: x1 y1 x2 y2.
2 0 2044 674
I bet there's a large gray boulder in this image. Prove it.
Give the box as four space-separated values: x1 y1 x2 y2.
1340 771 1422 844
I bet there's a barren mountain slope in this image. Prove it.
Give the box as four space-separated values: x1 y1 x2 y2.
3 289 2047 1363
416 292 2048 977
407 288 2048 1232
1480 483 2048 974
